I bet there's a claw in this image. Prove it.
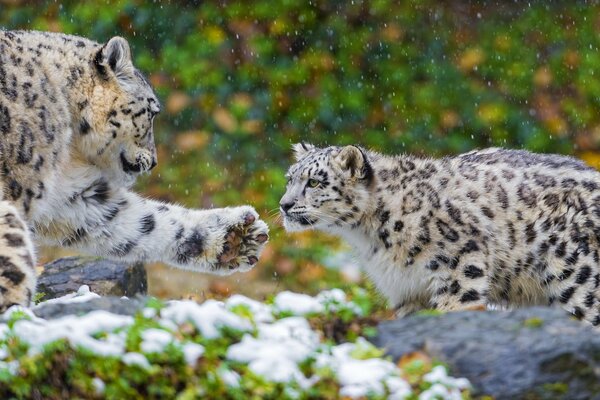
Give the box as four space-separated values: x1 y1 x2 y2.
243 213 256 225
256 234 269 243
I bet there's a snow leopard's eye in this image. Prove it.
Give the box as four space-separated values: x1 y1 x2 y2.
307 178 320 188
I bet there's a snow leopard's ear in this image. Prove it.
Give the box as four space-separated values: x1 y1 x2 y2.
292 142 315 161
94 37 134 82
334 145 372 181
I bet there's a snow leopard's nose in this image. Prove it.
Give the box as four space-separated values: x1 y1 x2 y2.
279 200 295 214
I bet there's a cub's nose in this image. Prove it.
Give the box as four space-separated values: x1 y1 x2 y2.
150 157 158 170
280 201 294 213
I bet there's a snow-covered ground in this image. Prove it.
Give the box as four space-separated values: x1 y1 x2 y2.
0 286 470 399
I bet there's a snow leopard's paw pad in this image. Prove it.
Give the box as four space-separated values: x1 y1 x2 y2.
215 207 269 273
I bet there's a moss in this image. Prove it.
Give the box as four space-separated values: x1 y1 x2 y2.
415 309 444 317
540 382 569 395
523 317 544 328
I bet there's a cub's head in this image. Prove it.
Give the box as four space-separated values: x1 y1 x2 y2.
77 36 160 184
280 143 373 232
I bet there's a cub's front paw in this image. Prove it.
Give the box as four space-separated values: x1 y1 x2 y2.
214 207 269 274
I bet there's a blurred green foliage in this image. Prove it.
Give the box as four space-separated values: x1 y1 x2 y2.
2 0 600 288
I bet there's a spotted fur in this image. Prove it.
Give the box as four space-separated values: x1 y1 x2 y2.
0 30 268 311
281 143 600 325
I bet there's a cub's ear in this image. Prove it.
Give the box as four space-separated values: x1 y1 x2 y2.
292 142 315 161
94 36 133 81
334 145 371 180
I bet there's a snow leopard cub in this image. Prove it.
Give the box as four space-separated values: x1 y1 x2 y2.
280 143 600 325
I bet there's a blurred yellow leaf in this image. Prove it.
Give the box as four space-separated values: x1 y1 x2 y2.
213 107 237 133
579 151 600 170
166 91 191 114
149 73 170 89
564 50 580 69
273 90 290 111
269 18 288 35
175 130 210 152
533 95 567 136
241 120 262 134
47 20 62 32
231 93 254 110
298 262 326 284
544 116 568 135
382 23 404 41
275 257 296 276
458 47 485 72
440 110 460 129
205 26 226 45
477 103 506 124
533 66 552 87
494 34 511 51
591 125 600 143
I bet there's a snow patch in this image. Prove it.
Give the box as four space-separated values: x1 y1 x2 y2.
161 299 252 339
140 328 173 354
182 342 205 366
273 291 324 315
34 285 100 307
227 317 320 387
7 310 132 356
122 352 151 369
226 294 273 322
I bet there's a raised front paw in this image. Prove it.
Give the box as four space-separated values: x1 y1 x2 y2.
216 208 269 274
175 206 269 275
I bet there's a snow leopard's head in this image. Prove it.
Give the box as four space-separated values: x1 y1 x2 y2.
76 36 160 185
280 143 374 232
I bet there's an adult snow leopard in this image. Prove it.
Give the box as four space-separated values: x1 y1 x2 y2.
281 143 600 325
0 30 268 310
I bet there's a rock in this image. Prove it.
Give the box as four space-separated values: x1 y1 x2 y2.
373 307 600 400
37 257 147 301
33 296 146 320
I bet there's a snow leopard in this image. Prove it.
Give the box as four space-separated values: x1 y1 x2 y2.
281 143 600 325
0 30 269 310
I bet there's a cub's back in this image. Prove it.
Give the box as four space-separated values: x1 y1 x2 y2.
447 147 600 219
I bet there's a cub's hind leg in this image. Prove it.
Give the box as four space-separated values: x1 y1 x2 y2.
543 251 600 326
427 249 490 312
0 201 36 311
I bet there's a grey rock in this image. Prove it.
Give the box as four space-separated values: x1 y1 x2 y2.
374 307 600 400
37 256 147 301
33 296 147 320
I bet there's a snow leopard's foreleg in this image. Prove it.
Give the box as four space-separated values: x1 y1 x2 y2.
35 185 269 275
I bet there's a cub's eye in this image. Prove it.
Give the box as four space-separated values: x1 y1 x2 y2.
307 178 320 188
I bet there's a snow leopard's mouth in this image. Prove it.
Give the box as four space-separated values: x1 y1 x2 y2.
120 151 157 174
283 212 317 227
